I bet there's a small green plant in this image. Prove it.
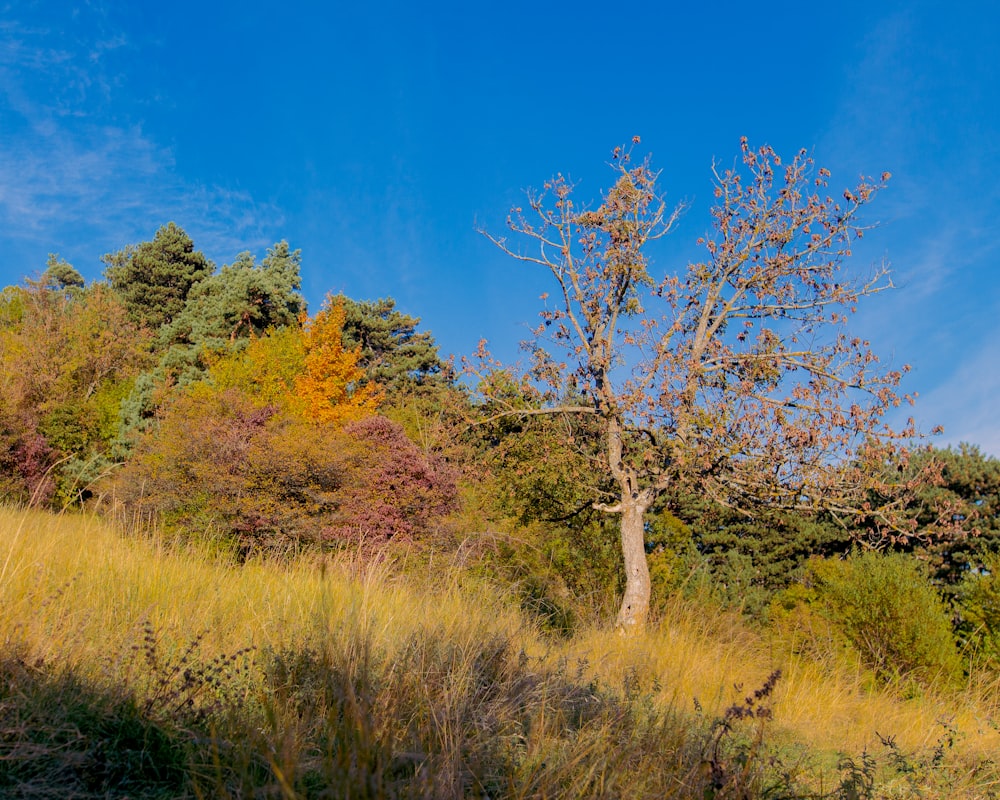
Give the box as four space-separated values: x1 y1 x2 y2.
699 670 785 799
808 550 963 688
126 620 255 726
836 748 878 800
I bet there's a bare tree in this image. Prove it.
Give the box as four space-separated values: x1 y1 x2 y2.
473 137 932 632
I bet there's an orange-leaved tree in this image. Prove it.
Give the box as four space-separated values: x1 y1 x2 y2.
294 296 383 424
208 295 383 424
474 138 940 632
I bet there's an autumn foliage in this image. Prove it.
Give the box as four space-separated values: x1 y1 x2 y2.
0 278 151 505
294 297 383 423
207 296 383 422
105 290 458 551
477 138 930 630
111 385 457 554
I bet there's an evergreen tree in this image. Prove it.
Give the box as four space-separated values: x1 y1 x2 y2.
41 254 85 293
163 241 303 356
338 295 443 392
672 496 852 614
903 444 1000 585
115 241 305 450
103 222 212 329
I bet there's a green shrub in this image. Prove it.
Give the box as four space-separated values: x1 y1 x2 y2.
808 550 962 688
956 552 1000 668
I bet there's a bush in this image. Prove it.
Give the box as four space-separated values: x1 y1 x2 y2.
956 552 1000 668
807 550 962 688
0 412 56 507
329 415 460 545
108 386 458 555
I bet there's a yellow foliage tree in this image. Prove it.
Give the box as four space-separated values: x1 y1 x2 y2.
209 325 305 408
208 296 382 425
294 297 383 424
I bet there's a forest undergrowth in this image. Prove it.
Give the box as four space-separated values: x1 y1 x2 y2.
2 505 1000 799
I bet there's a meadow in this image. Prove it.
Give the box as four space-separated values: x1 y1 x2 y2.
3 505 999 799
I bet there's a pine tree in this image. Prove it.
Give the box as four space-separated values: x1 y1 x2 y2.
338 295 443 392
103 222 212 329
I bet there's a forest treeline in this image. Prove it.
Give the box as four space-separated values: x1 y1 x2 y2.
2 221 1000 688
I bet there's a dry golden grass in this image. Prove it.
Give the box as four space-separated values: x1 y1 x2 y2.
3 504 1000 798
561 598 1000 757
0 506 526 672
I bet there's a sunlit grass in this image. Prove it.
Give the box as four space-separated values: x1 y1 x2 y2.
3 504 999 798
558 594 1000 763
0 506 526 672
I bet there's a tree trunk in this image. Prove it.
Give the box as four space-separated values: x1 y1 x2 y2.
616 494 652 632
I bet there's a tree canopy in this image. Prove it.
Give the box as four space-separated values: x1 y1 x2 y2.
161 240 304 358
338 295 444 392
892 444 1000 586
103 222 212 329
0 274 151 504
115 240 307 449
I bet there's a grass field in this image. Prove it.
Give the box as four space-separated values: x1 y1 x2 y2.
2 505 999 798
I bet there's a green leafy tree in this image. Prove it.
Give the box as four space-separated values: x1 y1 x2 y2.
475 138 928 631
957 551 1000 668
456 380 631 626
103 222 212 329
208 325 306 409
0 275 151 505
475 383 609 525
0 285 26 329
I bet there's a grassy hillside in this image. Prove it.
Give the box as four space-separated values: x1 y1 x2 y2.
2 506 999 798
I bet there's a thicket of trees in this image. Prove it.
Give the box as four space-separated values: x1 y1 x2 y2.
2 142 999 682
0 226 457 551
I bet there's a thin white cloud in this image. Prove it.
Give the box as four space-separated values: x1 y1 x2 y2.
0 117 282 261
816 8 999 292
813 7 1000 459
914 335 1000 459
0 8 283 272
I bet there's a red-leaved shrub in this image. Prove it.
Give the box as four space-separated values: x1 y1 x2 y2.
109 385 458 554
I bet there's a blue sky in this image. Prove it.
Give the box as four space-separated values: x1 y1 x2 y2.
1 1 998 455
